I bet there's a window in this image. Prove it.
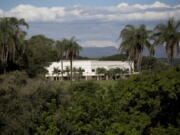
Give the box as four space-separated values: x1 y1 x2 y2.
92 69 95 72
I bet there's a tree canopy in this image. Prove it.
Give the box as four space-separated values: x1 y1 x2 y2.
119 24 154 71
153 17 180 65
24 35 58 77
0 66 179 135
0 17 28 73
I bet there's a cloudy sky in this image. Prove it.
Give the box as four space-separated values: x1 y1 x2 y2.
0 0 180 49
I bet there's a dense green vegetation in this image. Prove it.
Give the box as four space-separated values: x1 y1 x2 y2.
119 17 180 71
24 35 58 77
0 66 179 135
0 18 82 78
0 16 179 135
96 67 129 80
119 24 154 72
153 18 180 65
0 17 179 77
0 17 59 76
0 17 28 74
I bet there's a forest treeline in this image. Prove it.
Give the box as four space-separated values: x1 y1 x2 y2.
0 16 180 135
0 17 180 77
0 66 179 135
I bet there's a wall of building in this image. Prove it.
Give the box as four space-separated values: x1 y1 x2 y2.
46 60 134 77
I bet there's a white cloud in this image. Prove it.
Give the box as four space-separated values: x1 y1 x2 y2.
117 3 129 8
175 5 180 8
5 5 65 22
117 1 169 10
0 9 4 16
80 40 117 48
105 10 180 21
133 1 170 9
0 1 179 22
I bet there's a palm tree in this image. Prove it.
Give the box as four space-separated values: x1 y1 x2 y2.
77 67 85 80
119 24 154 72
113 68 122 80
56 40 66 80
0 17 28 73
96 68 107 80
107 68 116 80
123 68 129 74
64 37 82 82
52 67 61 80
72 67 77 80
153 18 180 65
65 66 70 80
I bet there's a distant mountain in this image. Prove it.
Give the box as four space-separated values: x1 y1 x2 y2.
80 46 179 58
80 46 118 58
143 46 166 58
144 46 180 58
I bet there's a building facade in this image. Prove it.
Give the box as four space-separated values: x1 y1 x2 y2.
45 60 134 80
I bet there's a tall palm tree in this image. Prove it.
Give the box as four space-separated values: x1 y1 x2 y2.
0 17 28 73
123 68 129 74
107 68 115 80
77 67 85 80
113 67 122 80
52 67 61 80
119 24 154 72
72 67 77 79
56 40 66 80
96 67 107 80
65 37 82 82
65 66 70 80
153 18 180 65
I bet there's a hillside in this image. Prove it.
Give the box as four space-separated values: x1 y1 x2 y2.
80 46 118 58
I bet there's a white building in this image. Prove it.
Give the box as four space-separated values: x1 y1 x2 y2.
46 60 134 80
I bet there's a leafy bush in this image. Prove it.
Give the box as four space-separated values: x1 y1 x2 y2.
0 67 179 135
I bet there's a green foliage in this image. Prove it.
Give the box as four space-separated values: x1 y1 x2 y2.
62 37 82 81
96 67 129 80
0 71 71 135
24 35 58 77
141 56 169 73
72 67 85 80
1 17 179 135
149 125 180 135
67 67 180 134
119 24 154 71
53 67 61 76
153 17 180 65
0 17 28 73
35 99 60 135
0 62 180 135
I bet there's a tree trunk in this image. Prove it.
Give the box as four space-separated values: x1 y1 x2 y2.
70 57 73 83
106 75 108 80
115 75 117 80
128 60 133 73
166 45 174 66
169 57 173 66
139 55 142 72
137 54 142 72
169 47 174 66
3 67 6 74
61 59 63 81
